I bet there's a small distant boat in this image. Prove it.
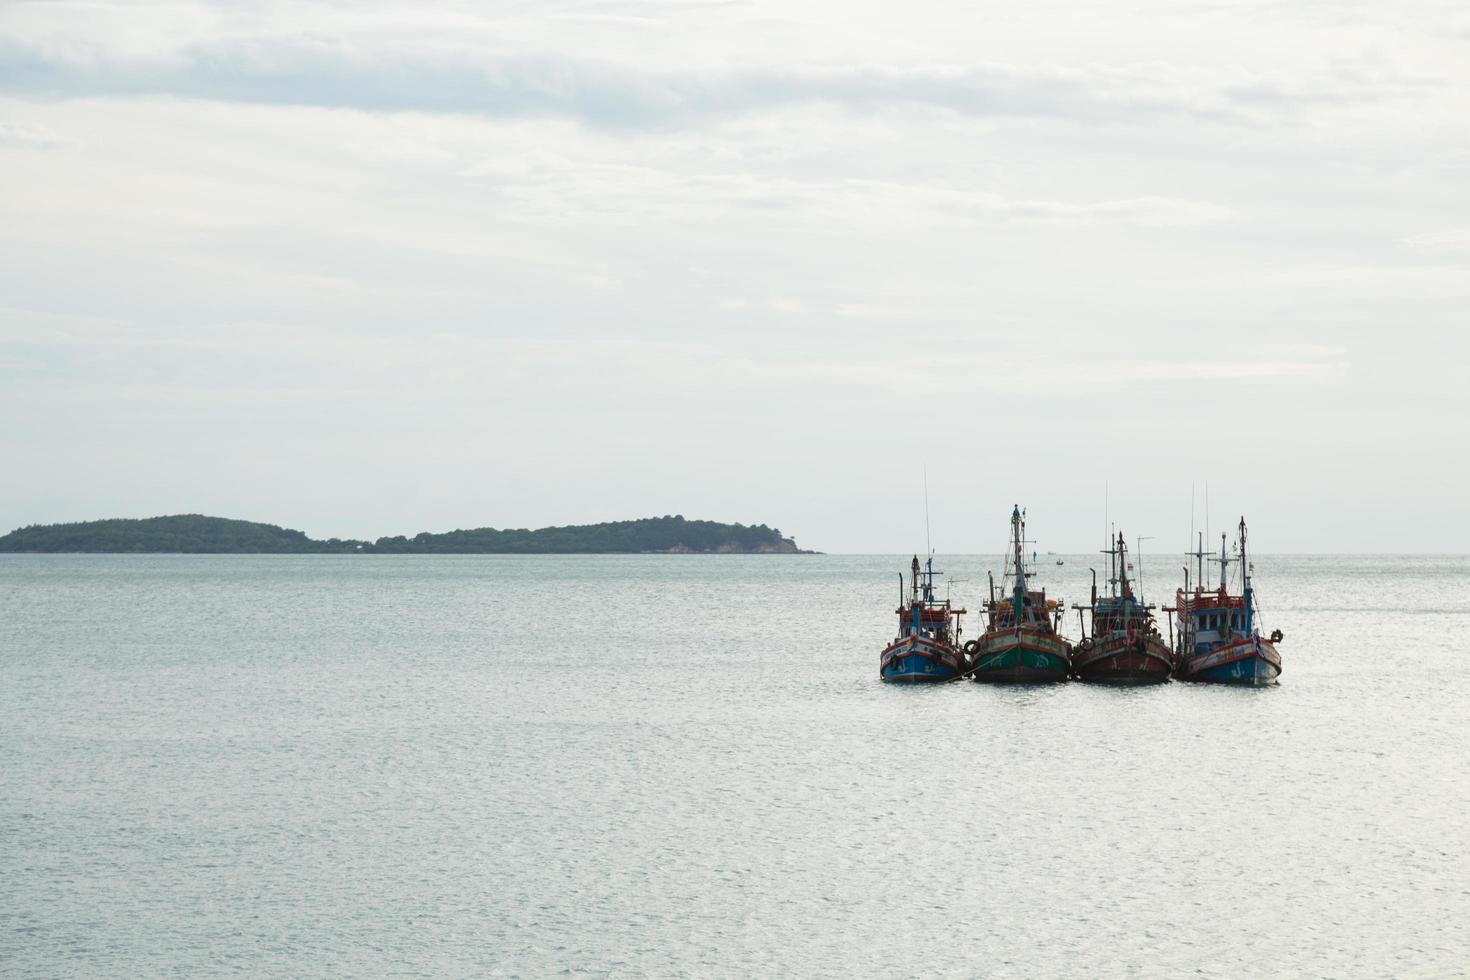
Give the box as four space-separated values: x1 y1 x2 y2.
880 554 967 682
967 506 1072 683
1170 517 1283 686
1071 531 1174 684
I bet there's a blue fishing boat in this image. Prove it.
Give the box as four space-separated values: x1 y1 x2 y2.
880 555 967 682
1171 517 1283 685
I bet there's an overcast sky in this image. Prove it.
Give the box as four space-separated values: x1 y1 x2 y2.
2 0 1467 552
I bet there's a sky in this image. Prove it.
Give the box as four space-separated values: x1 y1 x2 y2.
1 0 1468 553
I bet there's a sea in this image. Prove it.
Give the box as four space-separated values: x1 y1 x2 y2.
2 553 1467 977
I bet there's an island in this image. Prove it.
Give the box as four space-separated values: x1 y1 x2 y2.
0 514 813 554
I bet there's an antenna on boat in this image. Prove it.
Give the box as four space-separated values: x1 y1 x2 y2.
1189 481 1195 556
1137 535 1153 600
923 464 932 560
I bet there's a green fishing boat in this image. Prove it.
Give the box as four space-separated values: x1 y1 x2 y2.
966 505 1073 683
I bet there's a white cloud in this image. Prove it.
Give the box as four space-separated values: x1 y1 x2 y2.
0 28 1450 129
0 119 63 148
1 0 1469 549
1402 229 1470 252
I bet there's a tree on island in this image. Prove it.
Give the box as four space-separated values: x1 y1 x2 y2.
0 514 811 554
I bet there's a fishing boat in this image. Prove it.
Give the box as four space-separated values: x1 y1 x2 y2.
967 506 1072 683
1170 517 1283 685
880 554 967 682
1070 531 1174 684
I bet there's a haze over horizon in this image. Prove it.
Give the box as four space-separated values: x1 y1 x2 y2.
3 0 1467 553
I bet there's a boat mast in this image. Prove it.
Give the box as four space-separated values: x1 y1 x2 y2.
1115 531 1131 603
1010 505 1030 623
1239 518 1249 592
1101 532 1121 600
1106 532 1115 597
1239 516 1253 633
1193 532 1206 591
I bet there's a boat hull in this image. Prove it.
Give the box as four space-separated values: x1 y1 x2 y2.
880 637 963 683
1073 634 1174 685
969 630 1071 683
1177 636 1281 686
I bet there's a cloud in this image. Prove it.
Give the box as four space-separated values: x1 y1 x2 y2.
479 165 1234 228
0 31 1432 128
0 120 64 149
1402 229 1470 252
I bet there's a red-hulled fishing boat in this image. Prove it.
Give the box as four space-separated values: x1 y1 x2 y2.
1070 531 1174 684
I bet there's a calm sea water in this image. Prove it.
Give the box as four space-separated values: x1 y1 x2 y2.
2 554 1467 977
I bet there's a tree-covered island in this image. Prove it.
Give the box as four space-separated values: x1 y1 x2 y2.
0 514 813 554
